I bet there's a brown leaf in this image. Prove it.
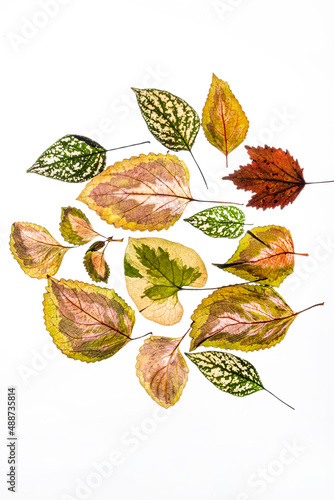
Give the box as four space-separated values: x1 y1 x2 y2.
223 146 305 209
136 336 188 408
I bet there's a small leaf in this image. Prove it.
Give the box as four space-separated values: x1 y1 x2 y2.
43 277 135 362
124 237 207 325
186 351 263 397
190 284 298 352
83 242 110 283
214 226 299 286
202 74 249 166
27 135 106 183
185 205 245 238
60 206 100 245
132 88 200 152
78 153 193 231
223 145 306 209
136 336 189 408
10 222 70 279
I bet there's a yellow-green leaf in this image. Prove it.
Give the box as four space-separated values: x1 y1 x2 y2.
10 222 70 279
83 242 110 283
77 153 193 231
124 237 207 325
190 284 297 352
213 226 302 286
202 74 249 166
60 206 100 245
136 336 189 408
43 277 135 362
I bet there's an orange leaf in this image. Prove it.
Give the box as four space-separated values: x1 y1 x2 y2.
223 145 305 209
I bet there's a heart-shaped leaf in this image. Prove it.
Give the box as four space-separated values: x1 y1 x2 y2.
124 237 207 325
77 152 193 231
43 277 135 362
60 206 100 245
83 241 110 283
132 88 200 152
202 74 249 167
186 351 263 397
27 135 106 183
10 222 70 279
213 226 305 286
190 284 321 352
223 146 306 209
136 336 189 408
185 205 245 238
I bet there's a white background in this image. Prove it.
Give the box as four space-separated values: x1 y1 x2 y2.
1 0 334 499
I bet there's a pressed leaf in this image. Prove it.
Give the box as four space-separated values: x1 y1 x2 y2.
186 351 263 397
190 284 298 352
124 237 207 326
132 88 200 152
202 74 249 166
77 152 193 231
136 336 189 408
10 222 70 279
43 277 135 362
60 206 100 245
27 134 106 183
83 241 110 283
185 205 245 239
214 226 300 286
223 145 306 209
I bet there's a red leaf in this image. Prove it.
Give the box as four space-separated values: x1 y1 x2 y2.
223 146 305 209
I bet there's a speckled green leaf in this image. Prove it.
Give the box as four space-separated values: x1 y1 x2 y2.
83 241 110 283
185 206 245 238
186 351 264 397
27 135 106 182
132 88 200 152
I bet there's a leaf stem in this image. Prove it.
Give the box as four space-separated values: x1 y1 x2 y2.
305 180 334 185
191 198 243 206
104 140 150 154
264 388 295 410
188 149 208 189
296 302 324 315
132 332 153 341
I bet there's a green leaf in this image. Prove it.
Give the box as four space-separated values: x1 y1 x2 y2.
186 351 264 397
132 88 200 152
124 237 207 325
60 206 100 245
83 241 110 283
27 135 106 183
185 205 245 238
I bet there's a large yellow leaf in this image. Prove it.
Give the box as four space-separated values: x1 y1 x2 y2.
10 222 70 279
77 153 192 231
136 336 189 408
202 74 249 166
124 237 207 325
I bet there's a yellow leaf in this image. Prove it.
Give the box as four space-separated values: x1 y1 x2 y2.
77 152 192 231
202 74 249 166
10 222 70 279
136 336 189 408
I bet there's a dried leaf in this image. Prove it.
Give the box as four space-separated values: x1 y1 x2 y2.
132 88 200 152
190 284 297 352
186 351 263 397
202 74 249 165
136 336 189 408
77 153 193 231
83 241 110 283
223 145 306 209
214 226 298 286
124 237 207 326
60 206 100 245
185 205 245 239
43 277 135 362
27 135 106 183
10 222 70 279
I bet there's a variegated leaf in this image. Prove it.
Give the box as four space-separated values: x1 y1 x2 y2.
185 205 245 238
60 206 100 245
